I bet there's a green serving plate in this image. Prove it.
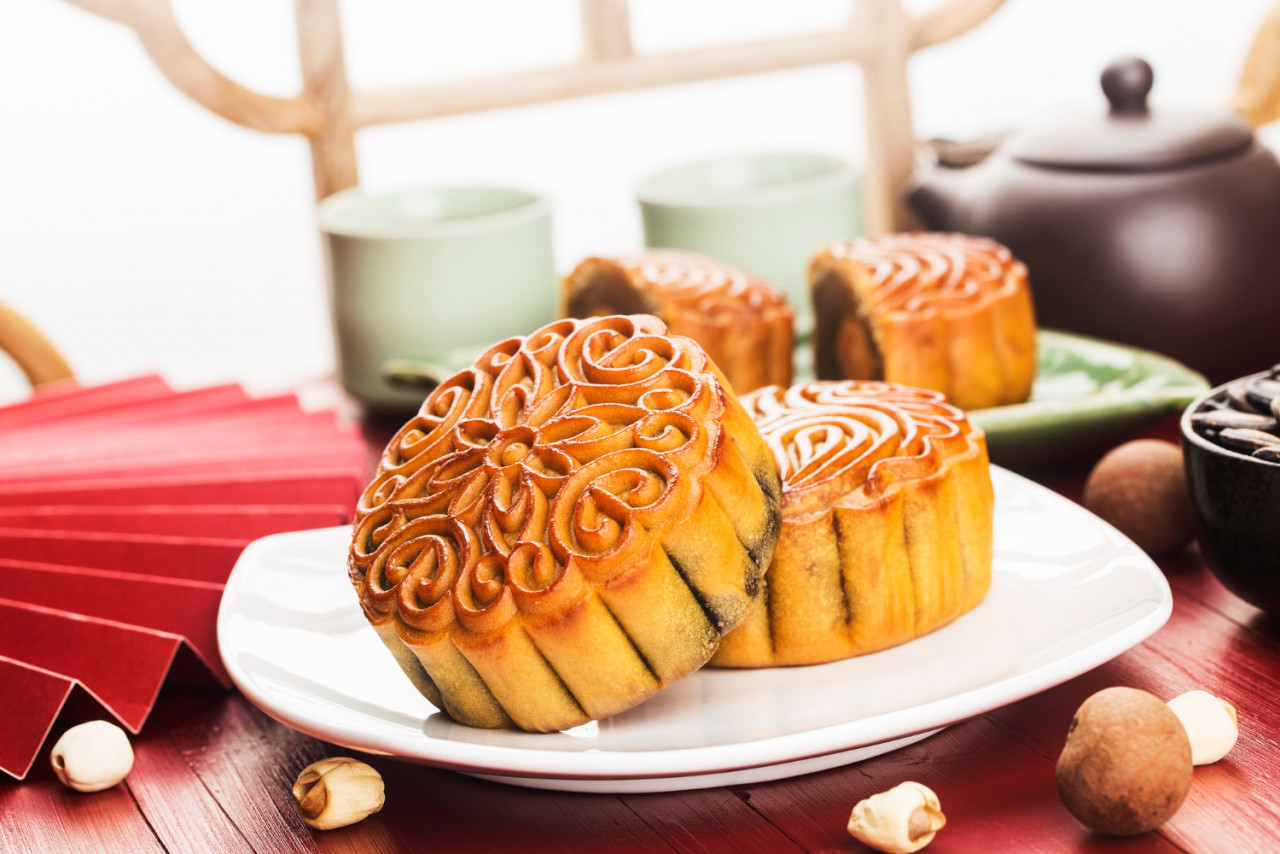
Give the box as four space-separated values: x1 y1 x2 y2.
385 328 1208 470
967 330 1208 469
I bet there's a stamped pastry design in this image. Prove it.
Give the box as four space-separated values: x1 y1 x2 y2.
349 315 782 731
563 250 793 393
810 233 1037 410
714 380 993 668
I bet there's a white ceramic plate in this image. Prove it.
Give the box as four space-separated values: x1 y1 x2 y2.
218 467 1171 793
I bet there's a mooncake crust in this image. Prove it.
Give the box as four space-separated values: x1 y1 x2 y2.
810 233 1037 410
563 250 794 393
349 315 782 730
712 380 993 668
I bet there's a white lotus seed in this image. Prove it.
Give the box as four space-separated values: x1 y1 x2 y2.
1168 690 1238 765
50 720 134 792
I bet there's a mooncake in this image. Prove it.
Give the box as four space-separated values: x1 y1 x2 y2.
713 380 993 667
810 233 1036 410
349 315 782 730
563 251 793 393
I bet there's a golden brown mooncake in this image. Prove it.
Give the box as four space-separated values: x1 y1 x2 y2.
562 250 794 394
810 233 1037 411
348 315 783 731
712 380 993 668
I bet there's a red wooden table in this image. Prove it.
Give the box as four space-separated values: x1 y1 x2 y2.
3 417 1277 854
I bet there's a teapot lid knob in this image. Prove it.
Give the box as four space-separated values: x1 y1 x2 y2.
1010 56 1251 170
1101 57 1154 114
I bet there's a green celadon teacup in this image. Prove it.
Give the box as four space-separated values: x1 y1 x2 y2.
319 185 556 411
636 151 862 329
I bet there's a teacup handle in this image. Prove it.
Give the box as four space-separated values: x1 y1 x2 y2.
0 301 74 389
381 357 452 393
385 333 819 392
381 341 498 393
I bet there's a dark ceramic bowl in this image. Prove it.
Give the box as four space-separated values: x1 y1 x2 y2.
1180 371 1280 615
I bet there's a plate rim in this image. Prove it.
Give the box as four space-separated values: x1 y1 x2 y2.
217 466 1172 782
969 329 1208 431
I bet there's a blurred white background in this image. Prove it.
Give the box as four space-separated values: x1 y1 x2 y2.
2 0 1275 403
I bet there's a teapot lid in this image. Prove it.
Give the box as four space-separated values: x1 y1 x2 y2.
1008 58 1253 170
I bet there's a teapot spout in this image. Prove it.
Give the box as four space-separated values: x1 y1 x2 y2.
905 165 968 231
905 135 1003 231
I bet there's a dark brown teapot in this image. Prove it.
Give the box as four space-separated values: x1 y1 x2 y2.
908 57 1280 384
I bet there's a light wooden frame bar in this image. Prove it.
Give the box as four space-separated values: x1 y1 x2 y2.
62 0 1006 234
0 302 74 387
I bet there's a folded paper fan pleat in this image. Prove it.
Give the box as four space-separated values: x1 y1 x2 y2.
0 441 365 483
0 657 77 779
0 598 186 731
0 418 357 470
0 386 252 446
0 470 362 508
0 377 367 780
0 505 348 537
0 375 173 430
0 560 227 683
0 531 246 584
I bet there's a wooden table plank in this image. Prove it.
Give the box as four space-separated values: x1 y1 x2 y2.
735 715 1181 854
987 587 1280 853
1161 552 1276 648
0 773 163 854
168 694 327 854
161 690 679 854
126 725 254 853
353 756 678 854
619 788 807 854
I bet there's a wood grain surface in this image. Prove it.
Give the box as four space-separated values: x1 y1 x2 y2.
2 417 1276 854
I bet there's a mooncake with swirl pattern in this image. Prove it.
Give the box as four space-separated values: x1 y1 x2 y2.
712 380 993 667
810 233 1036 410
563 250 793 393
349 315 783 731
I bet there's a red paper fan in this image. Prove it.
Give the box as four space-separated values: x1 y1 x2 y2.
0 375 171 429
0 505 349 537
0 657 80 780
0 378 368 780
